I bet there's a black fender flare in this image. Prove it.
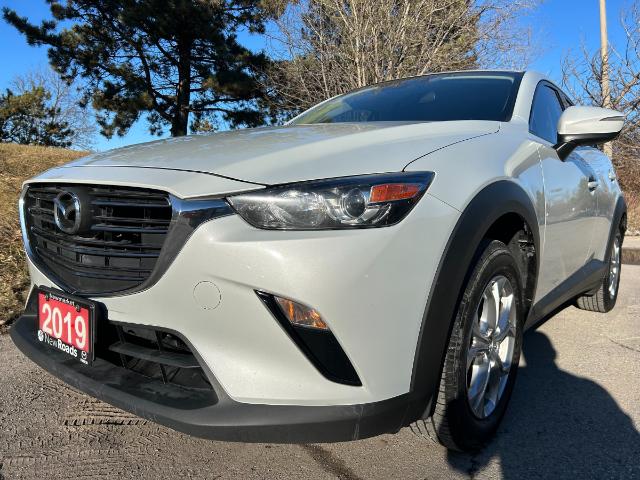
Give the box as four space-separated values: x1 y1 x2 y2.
606 195 627 263
402 180 541 423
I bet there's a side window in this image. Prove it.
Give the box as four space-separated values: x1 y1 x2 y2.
529 84 564 144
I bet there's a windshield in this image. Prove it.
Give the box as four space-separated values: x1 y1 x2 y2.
290 72 523 125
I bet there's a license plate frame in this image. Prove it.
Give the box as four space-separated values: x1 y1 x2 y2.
36 286 96 366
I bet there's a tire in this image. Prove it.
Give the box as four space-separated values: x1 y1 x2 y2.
575 227 623 313
411 240 524 451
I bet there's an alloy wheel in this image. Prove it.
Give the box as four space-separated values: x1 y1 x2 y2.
608 235 621 298
466 275 517 419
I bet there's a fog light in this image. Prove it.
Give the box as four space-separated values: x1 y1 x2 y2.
256 291 361 385
274 296 328 330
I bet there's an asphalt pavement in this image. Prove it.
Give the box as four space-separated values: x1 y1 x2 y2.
1 267 639 480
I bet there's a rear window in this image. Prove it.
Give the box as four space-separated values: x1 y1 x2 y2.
291 72 523 125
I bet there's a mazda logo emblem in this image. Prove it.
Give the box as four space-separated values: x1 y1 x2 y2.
54 191 82 234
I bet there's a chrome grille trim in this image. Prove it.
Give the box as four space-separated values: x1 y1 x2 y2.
20 183 234 297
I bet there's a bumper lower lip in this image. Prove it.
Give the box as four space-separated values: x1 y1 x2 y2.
10 313 411 443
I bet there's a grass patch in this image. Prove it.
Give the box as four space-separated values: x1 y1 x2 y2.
0 144 86 328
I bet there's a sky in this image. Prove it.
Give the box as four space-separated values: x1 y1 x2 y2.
0 0 631 151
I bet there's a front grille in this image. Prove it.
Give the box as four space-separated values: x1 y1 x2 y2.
24 184 173 295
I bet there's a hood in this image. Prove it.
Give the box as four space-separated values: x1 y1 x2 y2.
65 121 499 185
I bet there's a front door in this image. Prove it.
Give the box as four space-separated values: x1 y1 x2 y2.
530 82 597 300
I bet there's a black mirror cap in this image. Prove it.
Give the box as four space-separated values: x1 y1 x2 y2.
554 131 621 160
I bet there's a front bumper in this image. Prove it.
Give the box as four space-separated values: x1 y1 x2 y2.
24 193 458 406
11 311 410 442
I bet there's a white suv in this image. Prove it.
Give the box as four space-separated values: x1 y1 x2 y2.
12 70 626 451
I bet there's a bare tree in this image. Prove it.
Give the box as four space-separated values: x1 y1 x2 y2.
265 0 539 115
561 1 640 194
11 68 97 150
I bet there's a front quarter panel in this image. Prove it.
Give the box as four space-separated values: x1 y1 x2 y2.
402 123 545 418
404 123 545 230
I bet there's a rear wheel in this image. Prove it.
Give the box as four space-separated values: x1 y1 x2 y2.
575 227 623 313
411 240 524 451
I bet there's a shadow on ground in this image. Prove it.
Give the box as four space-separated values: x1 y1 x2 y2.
447 330 640 479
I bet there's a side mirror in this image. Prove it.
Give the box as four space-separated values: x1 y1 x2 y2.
554 106 625 160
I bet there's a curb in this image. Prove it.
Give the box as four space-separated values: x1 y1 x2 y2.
623 247 640 265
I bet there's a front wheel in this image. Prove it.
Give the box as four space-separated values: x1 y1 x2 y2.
411 240 524 451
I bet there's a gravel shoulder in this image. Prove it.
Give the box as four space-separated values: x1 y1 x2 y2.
1 268 639 480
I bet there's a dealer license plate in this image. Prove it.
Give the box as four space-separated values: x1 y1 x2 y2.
36 287 95 366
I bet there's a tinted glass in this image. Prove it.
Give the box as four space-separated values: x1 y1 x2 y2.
291 73 522 124
560 91 574 107
530 84 564 143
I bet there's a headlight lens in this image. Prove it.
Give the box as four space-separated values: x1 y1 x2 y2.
227 172 434 230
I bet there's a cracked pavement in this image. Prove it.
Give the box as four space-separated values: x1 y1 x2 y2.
1 267 639 479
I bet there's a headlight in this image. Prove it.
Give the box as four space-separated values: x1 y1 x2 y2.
227 172 434 230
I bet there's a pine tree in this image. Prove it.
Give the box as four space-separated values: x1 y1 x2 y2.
3 1 278 138
0 87 73 147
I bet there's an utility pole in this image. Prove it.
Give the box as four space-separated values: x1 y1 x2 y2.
600 0 613 157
